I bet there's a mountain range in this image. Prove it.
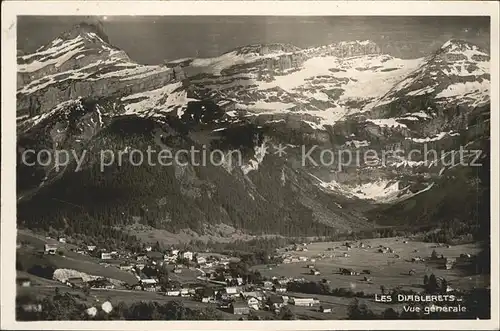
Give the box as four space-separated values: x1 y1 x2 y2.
16 23 490 244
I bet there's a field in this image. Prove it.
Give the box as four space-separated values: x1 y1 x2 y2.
251 237 487 317
17 230 138 284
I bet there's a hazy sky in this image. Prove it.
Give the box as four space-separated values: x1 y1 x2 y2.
18 16 490 64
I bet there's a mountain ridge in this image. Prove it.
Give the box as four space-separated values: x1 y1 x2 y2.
16 23 490 244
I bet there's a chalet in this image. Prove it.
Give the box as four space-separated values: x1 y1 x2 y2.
166 289 181 297
67 277 85 288
289 297 318 307
44 244 57 255
144 284 161 292
247 297 260 310
341 268 356 275
196 256 207 265
310 269 321 276
241 291 264 301
273 285 287 293
101 252 112 260
88 278 114 290
319 305 333 313
182 251 193 260
119 264 134 271
58 237 66 243
135 263 145 270
230 301 250 315
16 277 31 287
145 246 152 252
146 251 164 261
180 288 190 297
200 287 215 302
263 281 273 290
268 295 285 309
291 257 300 263
444 257 456 270
87 245 96 252
225 286 239 296
136 255 147 262
236 277 244 286
299 256 307 262
21 304 43 313
283 258 291 264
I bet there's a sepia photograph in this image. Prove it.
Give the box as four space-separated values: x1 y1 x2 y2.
1 1 499 330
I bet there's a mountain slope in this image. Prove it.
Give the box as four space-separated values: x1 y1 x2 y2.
16 24 490 242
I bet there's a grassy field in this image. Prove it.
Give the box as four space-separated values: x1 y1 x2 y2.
253 237 487 295
17 230 138 284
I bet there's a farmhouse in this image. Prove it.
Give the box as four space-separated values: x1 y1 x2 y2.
166 289 181 297
16 277 31 287
101 252 113 260
44 244 57 255
289 297 318 307
273 285 287 293
444 257 456 270
268 295 285 309
199 287 215 302
67 277 85 288
88 278 114 290
247 297 260 310
319 305 333 313
230 301 250 315
182 251 194 260
341 268 356 275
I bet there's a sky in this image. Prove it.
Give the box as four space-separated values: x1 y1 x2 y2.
17 16 490 65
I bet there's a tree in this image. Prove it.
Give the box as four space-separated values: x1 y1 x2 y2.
431 249 438 260
382 308 399 319
426 274 438 293
279 306 295 320
423 274 429 286
347 299 375 319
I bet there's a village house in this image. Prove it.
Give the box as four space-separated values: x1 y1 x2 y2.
119 263 134 271
263 280 273 290
283 258 291 264
21 304 43 313
145 246 152 252
230 301 250 315
101 252 113 260
144 284 162 292
340 268 357 276
44 244 57 255
166 289 181 297
67 277 85 288
182 251 193 261
199 287 215 302
319 305 333 313
58 237 66 243
87 245 96 252
241 291 264 301
247 297 260 310
310 269 321 276
289 297 319 307
180 288 190 297
196 256 207 265
273 285 287 293
444 257 457 270
16 277 31 287
146 251 164 262
88 278 114 290
225 286 240 296
268 295 285 309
